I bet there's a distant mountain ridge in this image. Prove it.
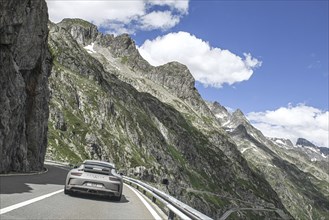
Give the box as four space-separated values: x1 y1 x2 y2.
207 102 329 219
270 137 295 149
297 138 329 156
297 137 318 148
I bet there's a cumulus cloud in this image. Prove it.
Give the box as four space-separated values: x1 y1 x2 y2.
246 104 329 148
141 11 180 30
146 0 189 14
46 0 188 35
138 32 262 87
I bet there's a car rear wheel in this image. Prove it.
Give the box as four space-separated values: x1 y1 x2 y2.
64 188 71 195
112 194 122 201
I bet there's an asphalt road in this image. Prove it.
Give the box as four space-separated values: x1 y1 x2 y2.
0 164 159 219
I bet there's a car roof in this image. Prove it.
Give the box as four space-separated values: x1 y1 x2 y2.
83 160 115 168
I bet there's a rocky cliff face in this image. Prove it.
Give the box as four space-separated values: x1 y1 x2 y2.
0 0 51 173
46 19 291 219
208 102 329 219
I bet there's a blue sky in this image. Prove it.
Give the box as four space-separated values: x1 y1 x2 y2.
197 1 328 113
47 0 328 147
134 0 328 113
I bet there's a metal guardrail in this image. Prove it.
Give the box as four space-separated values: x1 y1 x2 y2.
123 176 213 220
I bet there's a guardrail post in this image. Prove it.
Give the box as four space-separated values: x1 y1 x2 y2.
143 189 146 195
152 197 156 203
168 210 175 220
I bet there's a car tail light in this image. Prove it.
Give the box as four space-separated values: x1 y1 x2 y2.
109 176 120 181
71 172 82 176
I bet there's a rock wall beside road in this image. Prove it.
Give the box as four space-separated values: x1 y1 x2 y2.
0 0 51 173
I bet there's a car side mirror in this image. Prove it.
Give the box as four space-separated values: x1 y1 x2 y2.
74 165 78 169
162 178 169 186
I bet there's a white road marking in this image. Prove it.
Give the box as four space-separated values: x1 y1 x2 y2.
125 183 162 220
0 189 63 215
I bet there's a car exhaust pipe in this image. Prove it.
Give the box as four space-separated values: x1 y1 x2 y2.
87 189 97 193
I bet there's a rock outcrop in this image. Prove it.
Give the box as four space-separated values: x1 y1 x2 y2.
0 0 51 173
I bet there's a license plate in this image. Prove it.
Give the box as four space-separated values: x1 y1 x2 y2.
86 183 103 188
86 173 104 179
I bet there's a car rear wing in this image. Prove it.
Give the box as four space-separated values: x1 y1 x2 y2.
83 165 112 175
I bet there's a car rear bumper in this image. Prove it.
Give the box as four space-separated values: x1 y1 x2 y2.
66 177 122 197
66 185 121 197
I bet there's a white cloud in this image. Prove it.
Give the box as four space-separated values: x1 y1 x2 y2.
46 0 188 34
246 104 329 148
141 11 180 30
47 1 145 24
146 0 189 14
138 31 262 87
102 22 136 36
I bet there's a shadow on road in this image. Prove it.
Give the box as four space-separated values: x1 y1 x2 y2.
66 193 129 203
0 164 69 194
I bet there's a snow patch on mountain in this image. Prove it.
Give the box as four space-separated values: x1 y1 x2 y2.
84 42 96 54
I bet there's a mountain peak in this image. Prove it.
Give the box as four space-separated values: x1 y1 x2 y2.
206 101 230 124
233 108 244 115
232 109 247 122
149 61 195 99
109 33 139 58
296 138 317 148
59 18 97 28
57 18 99 46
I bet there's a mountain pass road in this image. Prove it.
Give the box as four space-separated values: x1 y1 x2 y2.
0 163 161 219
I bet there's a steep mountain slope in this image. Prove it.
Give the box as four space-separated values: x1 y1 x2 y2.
0 0 51 173
208 102 329 219
46 19 291 219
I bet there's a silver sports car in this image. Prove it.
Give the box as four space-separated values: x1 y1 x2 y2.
64 160 123 201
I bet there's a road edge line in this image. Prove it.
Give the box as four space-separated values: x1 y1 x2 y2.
125 183 162 220
0 167 48 177
0 189 63 215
